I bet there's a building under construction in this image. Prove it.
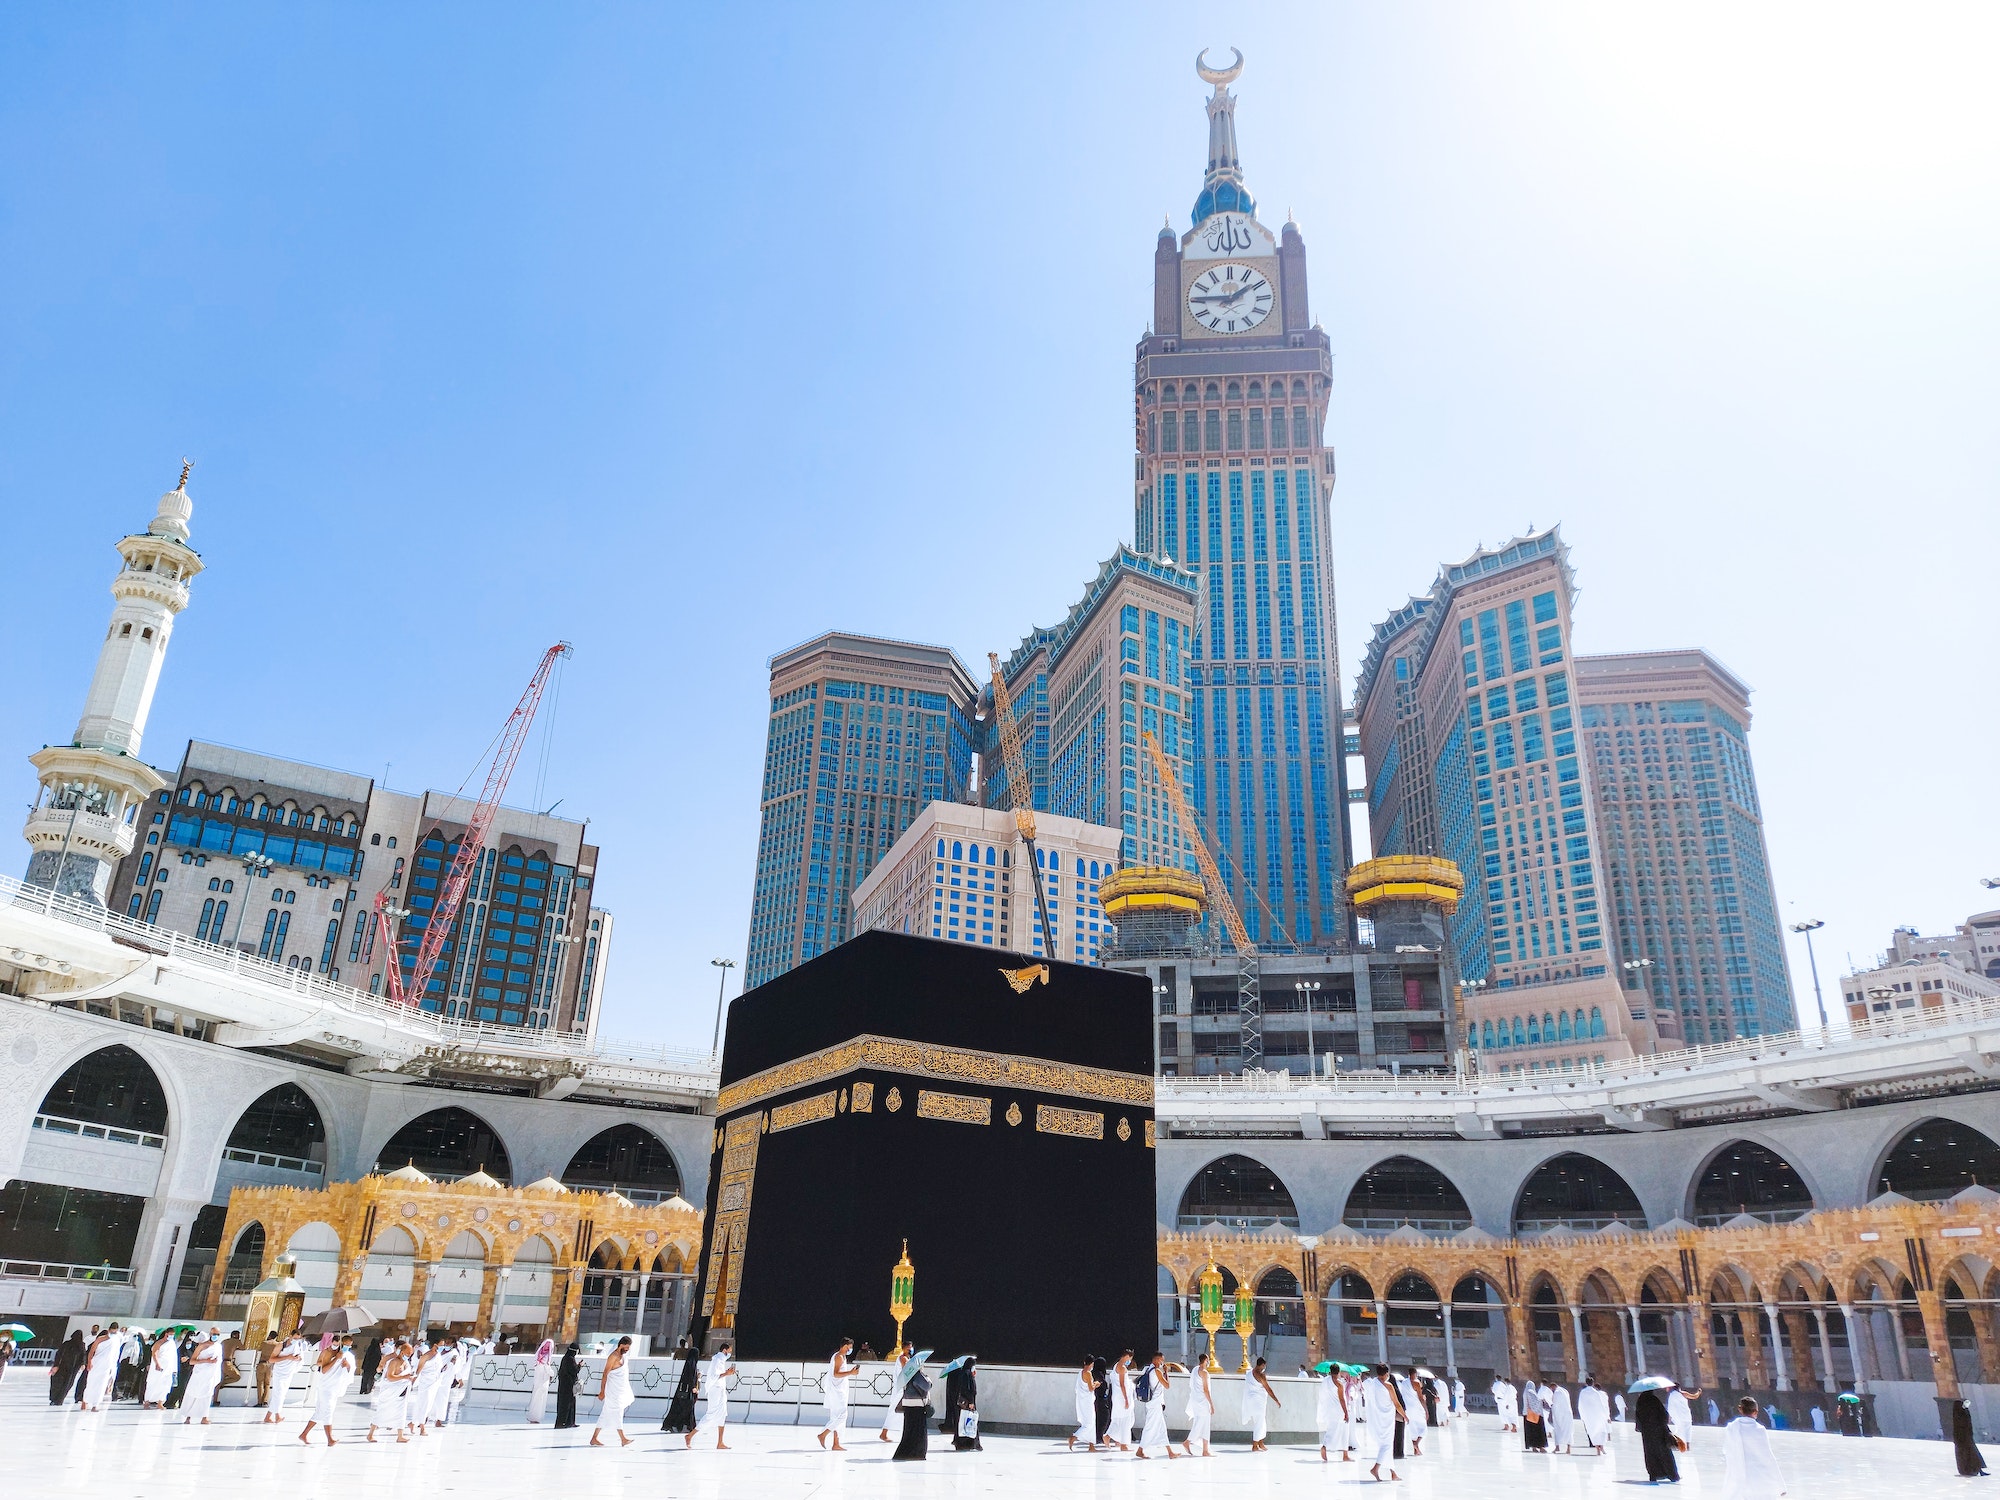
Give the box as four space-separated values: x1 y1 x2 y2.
105 738 613 1038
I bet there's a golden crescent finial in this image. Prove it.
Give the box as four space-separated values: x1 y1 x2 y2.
1196 47 1244 89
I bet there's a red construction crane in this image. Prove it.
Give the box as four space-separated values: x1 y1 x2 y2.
372 641 572 1007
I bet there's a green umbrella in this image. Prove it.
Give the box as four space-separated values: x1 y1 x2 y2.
1313 1360 1336 1374
0 1324 35 1342
1340 1362 1373 1376
1836 1393 1862 1404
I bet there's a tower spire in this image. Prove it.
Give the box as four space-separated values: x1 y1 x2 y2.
1192 48 1255 229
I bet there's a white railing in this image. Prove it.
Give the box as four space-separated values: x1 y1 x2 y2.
0 1259 133 1283
3 871 719 1088
31 1112 165 1149
220 1146 323 1175
1163 998 2000 1101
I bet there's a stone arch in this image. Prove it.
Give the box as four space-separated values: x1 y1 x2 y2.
284 1220 342 1313
561 1122 683 1201
1523 1265 1573 1305
1576 1266 1628 1305
1512 1151 1648 1233
36 1041 170 1136
1253 1264 1306 1339
497 1232 561 1332
1686 1138 1817 1224
1342 1155 1472 1231
1872 1116 2000 1201
223 1082 326 1166
1175 1153 1300 1230
372 1105 514 1183
359 1223 417 1322
442 1227 489 1259
1449 1271 1500 1330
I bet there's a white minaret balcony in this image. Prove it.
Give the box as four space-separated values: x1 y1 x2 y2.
22 470 201 902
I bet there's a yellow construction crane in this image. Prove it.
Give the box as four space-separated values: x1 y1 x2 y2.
988 652 1059 964
1140 729 1256 957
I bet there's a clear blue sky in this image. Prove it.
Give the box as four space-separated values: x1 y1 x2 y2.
5 5 1996 1044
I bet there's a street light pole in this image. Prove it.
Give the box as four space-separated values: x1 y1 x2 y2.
709 958 736 1059
229 852 274 951
1789 919 1827 1031
1294 981 1321 1074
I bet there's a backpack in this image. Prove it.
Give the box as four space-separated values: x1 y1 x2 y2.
1135 1368 1154 1404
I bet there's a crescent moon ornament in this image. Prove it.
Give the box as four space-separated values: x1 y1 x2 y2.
1196 47 1244 88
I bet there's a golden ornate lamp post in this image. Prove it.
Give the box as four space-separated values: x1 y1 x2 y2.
889 1239 915 1355
1197 1258 1224 1371
1235 1280 1256 1373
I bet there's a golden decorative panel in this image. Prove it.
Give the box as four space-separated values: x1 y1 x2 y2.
885 1087 904 1111
716 1034 1152 1114
1116 1117 1132 1142
1144 1120 1155 1148
704 1112 763 1319
1005 1102 1023 1127
851 1081 874 1112
770 1090 839 1132
916 1089 992 1125
1035 1104 1104 1140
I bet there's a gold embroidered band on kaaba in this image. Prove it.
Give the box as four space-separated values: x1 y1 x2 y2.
716 1034 1153 1117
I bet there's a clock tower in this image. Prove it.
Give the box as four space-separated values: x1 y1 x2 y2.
1132 50 1350 948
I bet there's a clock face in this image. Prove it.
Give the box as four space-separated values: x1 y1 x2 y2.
1185 262 1273 335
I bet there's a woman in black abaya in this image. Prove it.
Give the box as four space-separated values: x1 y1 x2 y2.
1634 1389 1680 1483
1954 1400 1990 1477
48 1332 84 1406
1092 1356 1111 1445
893 1362 933 1460
942 1357 982 1451
554 1343 581 1429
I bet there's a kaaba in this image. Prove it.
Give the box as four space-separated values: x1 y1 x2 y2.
691 930 1157 1366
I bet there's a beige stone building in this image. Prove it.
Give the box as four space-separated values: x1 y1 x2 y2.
852 802 1122 964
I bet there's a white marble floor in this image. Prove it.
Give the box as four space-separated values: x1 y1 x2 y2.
0 1377 1980 1498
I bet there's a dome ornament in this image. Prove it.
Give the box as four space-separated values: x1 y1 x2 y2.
1196 47 1243 90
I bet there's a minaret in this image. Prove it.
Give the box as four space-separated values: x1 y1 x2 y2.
23 466 204 902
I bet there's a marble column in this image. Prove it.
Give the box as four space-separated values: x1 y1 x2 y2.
1812 1308 1838 1392
492 1266 512 1341
416 1260 443 1332
1626 1306 1647 1374
1375 1301 1390 1364
1568 1305 1589 1381
131 1195 207 1319
1443 1304 1457 1377
1763 1304 1792 1391
1838 1303 1870 1392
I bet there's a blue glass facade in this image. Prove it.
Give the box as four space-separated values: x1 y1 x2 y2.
1578 658 1796 1042
745 636 978 988
1357 530 1609 993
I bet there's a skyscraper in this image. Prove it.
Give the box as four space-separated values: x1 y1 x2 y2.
986 546 1200 876
1575 650 1797 1040
1356 528 1662 1072
744 631 978 987
23 468 203 903
1130 52 1351 949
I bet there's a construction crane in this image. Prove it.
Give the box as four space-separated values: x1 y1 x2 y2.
372 642 573 1007
987 652 1059 968
1139 729 1255 956
1141 728 1265 1067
